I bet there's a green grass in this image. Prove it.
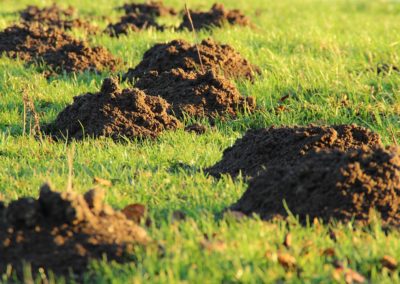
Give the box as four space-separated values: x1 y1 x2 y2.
1 0 400 282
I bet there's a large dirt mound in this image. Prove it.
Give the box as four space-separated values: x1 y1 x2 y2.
45 77 181 140
123 39 260 81
135 68 256 118
20 4 97 33
106 12 164 37
207 125 382 179
179 3 251 30
120 1 176 16
0 23 120 74
230 146 400 226
0 184 149 279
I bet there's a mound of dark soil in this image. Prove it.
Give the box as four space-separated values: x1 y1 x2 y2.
135 68 256 118
0 23 120 74
179 3 251 30
106 12 164 37
120 1 176 16
123 39 260 81
45 77 181 140
20 4 97 33
207 124 382 179
230 146 400 226
0 184 149 279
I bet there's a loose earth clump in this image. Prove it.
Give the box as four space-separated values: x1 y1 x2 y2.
123 39 260 81
179 3 251 30
134 68 256 118
230 146 400 226
106 12 164 37
20 4 97 33
119 1 176 17
207 124 382 179
44 77 181 140
0 23 120 74
0 183 150 279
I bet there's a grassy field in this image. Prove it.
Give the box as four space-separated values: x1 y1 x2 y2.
1 0 400 282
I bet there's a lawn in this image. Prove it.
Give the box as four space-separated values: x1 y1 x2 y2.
0 0 400 282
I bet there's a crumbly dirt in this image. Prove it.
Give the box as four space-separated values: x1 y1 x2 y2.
230 146 400 226
134 68 256 118
119 1 177 17
20 4 98 33
123 39 260 81
179 3 251 30
185 123 207 135
105 12 164 37
0 184 150 279
207 124 382 179
44 77 182 140
0 23 120 74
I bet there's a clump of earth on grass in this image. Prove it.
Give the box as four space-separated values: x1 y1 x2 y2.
44 77 181 140
135 68 256 118
20 4 98 33
0 183 150 279
119 1 177 17
230 146 400 226
207 124 382 179
179 3 251 31
0 23 120 75
105 12 164 37
123 39 260 81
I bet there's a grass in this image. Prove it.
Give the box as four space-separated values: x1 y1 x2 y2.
1 0 400 282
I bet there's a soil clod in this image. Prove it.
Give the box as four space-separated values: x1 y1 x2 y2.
179 3 251 30
230 146 400 226
0 23 120 75
120 1 176 17
134 68 256 118
44 77 181 140
207 124 382 179
106 13 164 37
185 123 207 135
0 183 149 279
123 39 260 81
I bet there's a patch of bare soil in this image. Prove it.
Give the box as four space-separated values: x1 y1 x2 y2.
120 1 176 17
20 4 98 33
0 184 150 280
123 39 260 81
179 3 251 30
206 124 382 179
44 77 181 140
105 12 164 37
134 68 256 118
0 23 120 74
230 146 400 226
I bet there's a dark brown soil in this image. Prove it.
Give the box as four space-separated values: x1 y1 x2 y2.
106 12 164 37
0 23 120 74
207 124 382 179
44 77 182 140
179 3 251 30
0 184 150 279
120 1 176 17
185 123 207 135
20 4 98 33
134 68 256 118
230 146 400 226
122 39 260 82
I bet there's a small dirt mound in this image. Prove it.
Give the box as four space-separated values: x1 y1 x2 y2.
20 4 97 33
179 3 251 30
123 38 260 81
0 184 150 279
207 124 382 179
106 12 164 37
0 23 120 74
120 1 176 17
134 68 256 118
45 77 181 140
230 146 400 226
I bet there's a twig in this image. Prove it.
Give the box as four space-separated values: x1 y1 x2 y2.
184 3 205 73
390 127 398 146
